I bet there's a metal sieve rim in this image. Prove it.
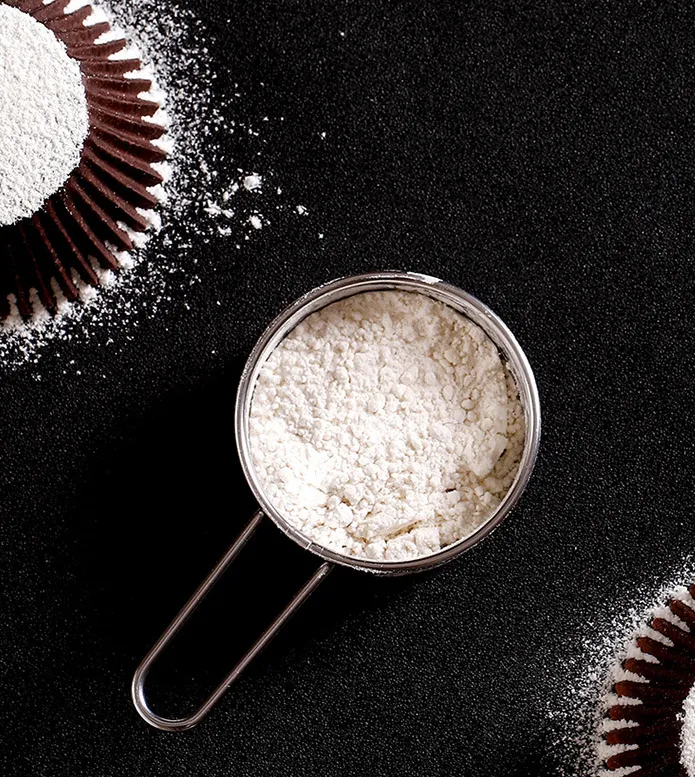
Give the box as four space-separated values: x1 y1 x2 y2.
234 271 541 576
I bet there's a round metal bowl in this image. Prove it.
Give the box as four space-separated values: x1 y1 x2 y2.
235 270 541 575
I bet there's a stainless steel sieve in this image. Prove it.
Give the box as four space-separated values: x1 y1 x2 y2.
132 271 541 731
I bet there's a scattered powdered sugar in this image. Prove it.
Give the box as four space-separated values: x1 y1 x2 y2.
0 0 309 374
0 4 89 225
249 290 524 561
545 557 695 777
595 589 695 776
114 0 305 243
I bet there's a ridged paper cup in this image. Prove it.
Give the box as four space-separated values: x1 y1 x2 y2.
0 0 168 320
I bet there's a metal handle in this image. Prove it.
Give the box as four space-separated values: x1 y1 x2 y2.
131 510 333 731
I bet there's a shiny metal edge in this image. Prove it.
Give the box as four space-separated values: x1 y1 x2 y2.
234 271 541 576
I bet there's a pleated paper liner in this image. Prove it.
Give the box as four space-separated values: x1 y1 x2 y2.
604 584 695 777
0 0 168 320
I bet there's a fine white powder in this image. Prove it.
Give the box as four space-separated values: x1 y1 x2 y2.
543 559 695 777
249 290 524 561
0 0 313 373
682 685 695 776
593 591 694 777
0 4 89 225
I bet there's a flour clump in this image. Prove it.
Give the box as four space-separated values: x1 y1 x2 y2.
249 290 525 561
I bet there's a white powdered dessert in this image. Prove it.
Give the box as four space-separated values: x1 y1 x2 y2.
0 4 89 225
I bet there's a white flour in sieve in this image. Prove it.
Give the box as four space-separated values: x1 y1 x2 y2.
249 290 524 561
0 4 89 225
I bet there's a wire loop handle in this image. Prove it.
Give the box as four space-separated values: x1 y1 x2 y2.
131 510 333 731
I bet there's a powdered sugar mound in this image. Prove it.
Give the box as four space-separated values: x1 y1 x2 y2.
0 4 89 225
544 558 695 777
249 290 524 561
0 0 307 373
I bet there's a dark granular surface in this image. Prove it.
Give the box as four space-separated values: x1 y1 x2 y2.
2 0 695 776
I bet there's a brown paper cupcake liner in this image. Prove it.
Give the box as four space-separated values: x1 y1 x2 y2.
603 584 695 776
0 0 168 320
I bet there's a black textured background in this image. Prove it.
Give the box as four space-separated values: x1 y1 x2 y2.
2 1 695 775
